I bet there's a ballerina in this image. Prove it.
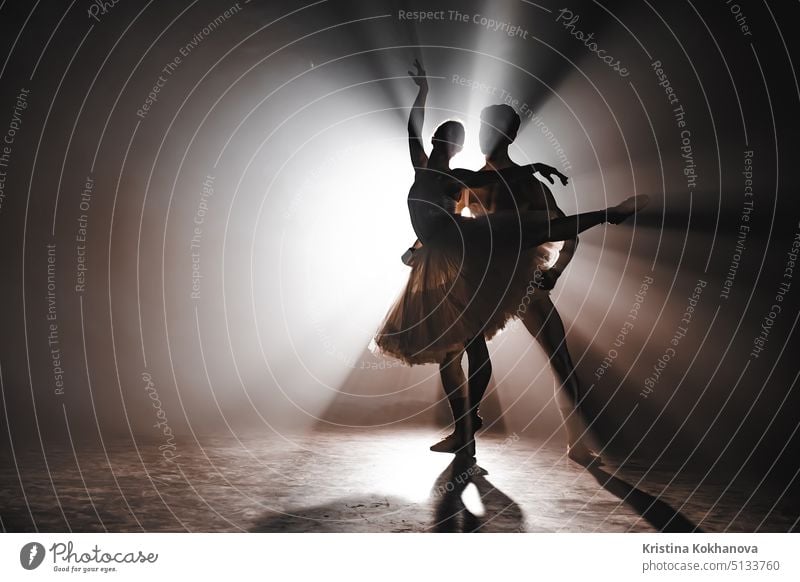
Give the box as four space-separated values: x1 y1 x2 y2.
373 61 648 456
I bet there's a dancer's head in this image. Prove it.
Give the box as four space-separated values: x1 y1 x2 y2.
479 104 521 156
431 120 465 159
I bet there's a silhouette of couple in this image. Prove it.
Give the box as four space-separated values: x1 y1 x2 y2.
374 60 647 464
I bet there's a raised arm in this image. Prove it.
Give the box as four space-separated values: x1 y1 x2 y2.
407 59 429 169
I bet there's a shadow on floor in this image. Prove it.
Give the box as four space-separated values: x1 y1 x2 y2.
251 454 525 532
250 494 427 532
588 465 702 532
431 454 525 532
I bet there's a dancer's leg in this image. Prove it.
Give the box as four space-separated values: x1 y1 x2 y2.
521 298 580 438
539 194 649 242
431 349 475 455
472 195 648 249
438 349 467 421
471 210 611 250
465 335 492 430
521 296 601 466
532 211 608 244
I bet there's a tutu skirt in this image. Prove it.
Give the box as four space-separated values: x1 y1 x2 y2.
374 244 483 365
374 211 559 365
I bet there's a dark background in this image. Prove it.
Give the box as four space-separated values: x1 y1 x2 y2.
0 0 798 506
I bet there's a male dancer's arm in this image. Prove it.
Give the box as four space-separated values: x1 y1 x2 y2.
452 163 567 200
538 182 577 290
533 162 569 187
449 165 538 191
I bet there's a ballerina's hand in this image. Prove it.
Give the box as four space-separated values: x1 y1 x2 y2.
408 59 428 91
534 163 569 186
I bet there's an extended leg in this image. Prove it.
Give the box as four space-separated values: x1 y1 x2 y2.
468 210 609 251
533 211 608 244
469 195 648 249
541 195 649 242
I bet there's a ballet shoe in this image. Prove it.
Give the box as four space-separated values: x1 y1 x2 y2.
567 444 603 467
608 194 650 224
430 431 463 453
430 426 476 457
430 412 482 454
430 433 477 457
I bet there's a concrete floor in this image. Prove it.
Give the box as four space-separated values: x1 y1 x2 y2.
1 428 797 532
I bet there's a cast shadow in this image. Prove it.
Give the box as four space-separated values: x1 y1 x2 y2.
431 454 525 532
587 465 702 532
249 494 425 533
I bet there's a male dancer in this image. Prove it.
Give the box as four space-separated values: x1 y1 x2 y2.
399 63 577 457
462 104 601 466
